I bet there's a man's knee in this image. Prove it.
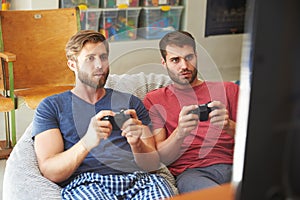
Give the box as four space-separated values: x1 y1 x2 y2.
176 170 218 194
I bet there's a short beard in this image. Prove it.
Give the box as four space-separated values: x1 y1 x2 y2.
166 66 198 86
77 69 109 89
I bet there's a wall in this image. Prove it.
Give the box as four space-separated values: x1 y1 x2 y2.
109 39 166 75
10 0 59 10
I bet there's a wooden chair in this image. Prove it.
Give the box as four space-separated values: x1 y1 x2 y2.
0 8 81 146
0 95 13 112
0 95 14 158
0 53 15 158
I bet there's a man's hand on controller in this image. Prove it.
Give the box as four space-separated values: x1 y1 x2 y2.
80 110 113 151
120 109 144 146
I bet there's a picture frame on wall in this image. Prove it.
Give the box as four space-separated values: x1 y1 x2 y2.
205 0 247 37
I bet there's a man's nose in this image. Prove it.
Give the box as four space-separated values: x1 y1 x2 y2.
180 58 189 69
94 58 102 69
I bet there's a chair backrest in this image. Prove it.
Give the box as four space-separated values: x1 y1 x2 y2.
0 8 80 90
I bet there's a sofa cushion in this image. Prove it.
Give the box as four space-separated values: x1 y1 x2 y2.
105 72 172 100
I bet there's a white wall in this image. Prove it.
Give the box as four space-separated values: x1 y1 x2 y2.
109 39 166 75
10 0 59 10
0 104 34 141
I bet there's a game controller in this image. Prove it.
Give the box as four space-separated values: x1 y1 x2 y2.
189 102 214 121
101 110 131 130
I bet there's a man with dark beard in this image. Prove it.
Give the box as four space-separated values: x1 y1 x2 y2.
32 30 174 199
143 31 239 194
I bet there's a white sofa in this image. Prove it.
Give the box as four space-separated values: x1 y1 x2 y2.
3 72 177 200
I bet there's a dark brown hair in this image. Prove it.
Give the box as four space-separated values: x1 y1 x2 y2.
159 31 196 61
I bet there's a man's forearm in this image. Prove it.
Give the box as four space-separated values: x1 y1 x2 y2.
157 128 185 166
131 139 160 172
38 140 89 183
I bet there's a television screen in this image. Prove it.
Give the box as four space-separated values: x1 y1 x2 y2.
234 0 300 199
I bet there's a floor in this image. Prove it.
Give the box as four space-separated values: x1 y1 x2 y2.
0 105 34 199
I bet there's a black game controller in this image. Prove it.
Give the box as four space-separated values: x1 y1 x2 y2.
101 110 131 130
189 102 214 121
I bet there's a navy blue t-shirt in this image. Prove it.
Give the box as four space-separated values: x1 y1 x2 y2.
32 89 151 187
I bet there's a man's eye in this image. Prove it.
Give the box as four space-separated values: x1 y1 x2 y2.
87 56 95 62
100 54 108 61
185 54 194 61
170 58 180 63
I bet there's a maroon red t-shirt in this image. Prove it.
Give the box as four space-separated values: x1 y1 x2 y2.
143 81 239 176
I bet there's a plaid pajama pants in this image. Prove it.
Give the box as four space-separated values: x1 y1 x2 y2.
61 171 175 200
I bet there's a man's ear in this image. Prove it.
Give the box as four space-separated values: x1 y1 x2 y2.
67 60 76 72
161 57 167 69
